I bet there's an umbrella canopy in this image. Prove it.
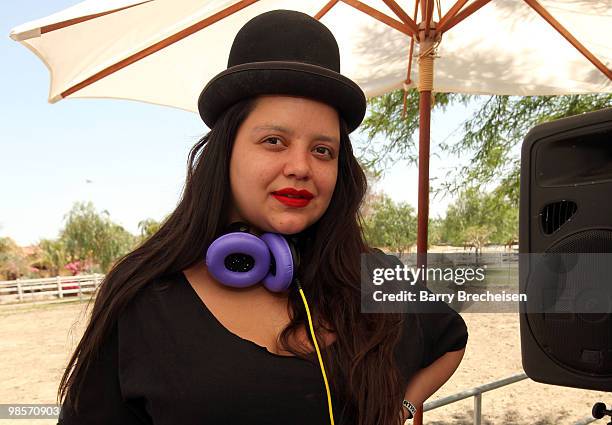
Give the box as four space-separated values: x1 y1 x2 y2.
10 0 611 111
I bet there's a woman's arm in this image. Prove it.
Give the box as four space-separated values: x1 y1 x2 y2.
401 347 466 420
58 325 150 425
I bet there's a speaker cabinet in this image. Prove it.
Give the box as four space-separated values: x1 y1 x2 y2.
519 108 612 391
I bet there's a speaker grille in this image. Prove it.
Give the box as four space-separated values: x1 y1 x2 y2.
540 201 577 235
527 229 612 376
547 229 612 253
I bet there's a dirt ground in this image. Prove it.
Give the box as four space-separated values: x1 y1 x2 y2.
0 300 608 425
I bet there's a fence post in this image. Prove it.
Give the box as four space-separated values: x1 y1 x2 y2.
17 279 23 302
78 278 83 300
57 276 63 299
473 393 482 425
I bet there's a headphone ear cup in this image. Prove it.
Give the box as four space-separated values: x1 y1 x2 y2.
206 232 271 288
260 233 295 292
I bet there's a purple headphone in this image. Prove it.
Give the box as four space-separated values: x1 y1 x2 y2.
205 223 299 292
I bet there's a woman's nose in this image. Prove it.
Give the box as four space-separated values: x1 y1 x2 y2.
283 148 312 180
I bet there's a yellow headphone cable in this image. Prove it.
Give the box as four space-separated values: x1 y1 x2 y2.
295 279 335 425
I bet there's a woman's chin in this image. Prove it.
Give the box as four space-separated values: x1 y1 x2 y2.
267 216 313 235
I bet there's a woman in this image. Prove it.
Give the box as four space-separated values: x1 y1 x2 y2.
57 10 467 425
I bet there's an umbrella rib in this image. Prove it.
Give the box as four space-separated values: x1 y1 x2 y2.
381 0 418 33
340 0 417 37
315 0 340 20
59 0 260 100
522 0 612 81
406 0 420 85
36 1 154 37
442 0 491 33
402 0 420 117
436 0 469 34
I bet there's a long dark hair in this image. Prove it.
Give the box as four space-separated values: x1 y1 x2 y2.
58 97 408 425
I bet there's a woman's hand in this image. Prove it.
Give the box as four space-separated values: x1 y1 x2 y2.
401 348 466 421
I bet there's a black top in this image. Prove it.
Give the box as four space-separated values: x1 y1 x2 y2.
58 257 467 425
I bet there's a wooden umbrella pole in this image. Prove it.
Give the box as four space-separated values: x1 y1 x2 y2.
417 90 431 257
416 30 435 283
416 66 432 251
412 64 433 425
413 27 436 425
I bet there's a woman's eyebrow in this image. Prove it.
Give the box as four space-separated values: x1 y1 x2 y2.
252 124 292 135
252 125 339 144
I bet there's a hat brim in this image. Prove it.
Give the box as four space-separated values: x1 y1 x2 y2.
198 61 366 133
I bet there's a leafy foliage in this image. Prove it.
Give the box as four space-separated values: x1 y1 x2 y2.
359 90 470 173
362 194 417 254
440 94 612 204
360 90 612 202
0 237 30 280
427 218 444 247
440 187 517 248
0 203 166 279
38 238 68 276
138 218 161 242
60 202 135 273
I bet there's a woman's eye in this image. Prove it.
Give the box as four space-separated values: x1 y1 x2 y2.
264 137 282 146
314 146 333 158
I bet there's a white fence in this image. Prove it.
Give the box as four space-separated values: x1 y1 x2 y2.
0 274 103 304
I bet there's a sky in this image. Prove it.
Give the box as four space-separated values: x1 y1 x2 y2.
1 0 472 246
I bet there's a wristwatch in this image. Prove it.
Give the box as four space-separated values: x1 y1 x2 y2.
402 399 417 420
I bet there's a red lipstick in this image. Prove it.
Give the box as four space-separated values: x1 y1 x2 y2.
272 188 314 208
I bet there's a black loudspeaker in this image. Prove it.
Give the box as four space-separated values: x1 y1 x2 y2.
519 108 612 392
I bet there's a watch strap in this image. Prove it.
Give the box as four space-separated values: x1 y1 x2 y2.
402 399 417 419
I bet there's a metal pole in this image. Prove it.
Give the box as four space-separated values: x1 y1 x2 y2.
474 393 482 425
573 416 598 425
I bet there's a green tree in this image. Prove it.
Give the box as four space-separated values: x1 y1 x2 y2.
362 194 417 255
360 91 612 202
359 90 470 172
486 186 518 247
138 218 161 241
427 218 444 248
0 236 13 279
462 225 496 255
38 238 68 276
0 237 29 280
440 187 517 248
60 202 135 273
0 237 10 261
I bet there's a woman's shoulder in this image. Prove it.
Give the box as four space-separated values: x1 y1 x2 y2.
119 271 188 321
132 271 185 297
363 247 403 268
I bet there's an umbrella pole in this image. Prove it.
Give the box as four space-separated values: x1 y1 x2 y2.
416 63 432 255
416 90 431 261
416 35 435 283
413 30 436 425
413 77 432 425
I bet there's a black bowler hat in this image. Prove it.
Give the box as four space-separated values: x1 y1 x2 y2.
197 10 366 133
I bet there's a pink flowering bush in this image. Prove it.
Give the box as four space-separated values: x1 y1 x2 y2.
64 260 83 276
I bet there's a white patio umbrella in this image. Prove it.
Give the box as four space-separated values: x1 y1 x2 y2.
10 1 612 423
10 1 611 105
